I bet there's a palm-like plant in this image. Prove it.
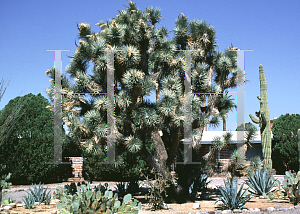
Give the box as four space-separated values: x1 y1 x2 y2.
216 92 237 131
245 167 277 198
215 178 251 210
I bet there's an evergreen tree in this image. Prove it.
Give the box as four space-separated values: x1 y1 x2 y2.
45 1 245 201
0 77 29 146
0 93 72 184
272 113 300 172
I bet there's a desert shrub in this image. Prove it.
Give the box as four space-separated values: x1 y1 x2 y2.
139 168 170 211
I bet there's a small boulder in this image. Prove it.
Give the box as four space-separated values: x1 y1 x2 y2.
193 203 200 209
3 205 12 210
161 202 168 210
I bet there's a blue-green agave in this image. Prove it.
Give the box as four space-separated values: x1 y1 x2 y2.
215 178 251 210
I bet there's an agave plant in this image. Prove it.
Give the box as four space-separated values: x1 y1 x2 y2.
25 182 51 204
215 177 251 210
22 193 36 209
189 174 211 198
245 167 277 198
116 181 128 196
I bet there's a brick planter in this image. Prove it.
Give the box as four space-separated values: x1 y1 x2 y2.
66 157 84 182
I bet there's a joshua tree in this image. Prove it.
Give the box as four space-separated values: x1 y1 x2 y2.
249 65 272 171
46 1 245 201
236 122 258 154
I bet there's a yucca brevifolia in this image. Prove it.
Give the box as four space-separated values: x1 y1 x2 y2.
236 122 258 154
249 65 272 171
46 1 244 201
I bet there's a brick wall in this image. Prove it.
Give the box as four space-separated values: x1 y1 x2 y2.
66 157 83 178
219 159 230 169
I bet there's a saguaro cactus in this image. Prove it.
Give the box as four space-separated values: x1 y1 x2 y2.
249 65 272 171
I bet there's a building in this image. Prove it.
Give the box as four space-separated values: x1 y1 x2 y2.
175 117 278 170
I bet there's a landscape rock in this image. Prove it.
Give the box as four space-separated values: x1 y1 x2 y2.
161 202 168 209
254 208 260 212
280 207 288 211
193 202 200 209
233 209 242 213
274 205 281 209
3 205 12 210
294 205 300 209
8 203 16 208
267 207 275 211
16 203 23 207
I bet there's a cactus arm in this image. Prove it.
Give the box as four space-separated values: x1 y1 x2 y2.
261 111 267 124
249 114 260 124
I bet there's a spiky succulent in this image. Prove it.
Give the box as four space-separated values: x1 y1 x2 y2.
246 167 277 198
215 178 251 210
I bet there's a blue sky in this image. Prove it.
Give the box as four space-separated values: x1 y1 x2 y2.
1 0 299 132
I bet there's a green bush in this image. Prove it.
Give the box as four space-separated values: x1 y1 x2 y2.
0 93 73 185
81 142 150 182
272 113 300 172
